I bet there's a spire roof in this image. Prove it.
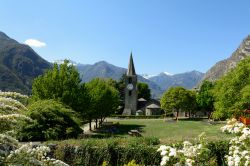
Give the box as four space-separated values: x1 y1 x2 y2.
127 53 136 76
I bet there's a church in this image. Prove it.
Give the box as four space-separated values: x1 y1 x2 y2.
122 54 162 115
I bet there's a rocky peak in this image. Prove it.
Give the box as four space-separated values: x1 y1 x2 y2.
201 35 250 82
0 31 18 50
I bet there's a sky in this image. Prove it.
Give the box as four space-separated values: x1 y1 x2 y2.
0 0 250 75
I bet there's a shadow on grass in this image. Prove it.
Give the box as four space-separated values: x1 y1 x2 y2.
94 124 146 136
177 117 208 121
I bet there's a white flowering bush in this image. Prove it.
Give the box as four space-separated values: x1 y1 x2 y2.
0 92 30 135
0 91 28 99
221 118 250 166
0 134 19 162
0 91 68 166
221 118 246 134
5 143 68 166
157 133 210 166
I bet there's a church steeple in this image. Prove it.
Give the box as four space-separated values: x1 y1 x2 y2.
123 53 138 115
127 53 136 76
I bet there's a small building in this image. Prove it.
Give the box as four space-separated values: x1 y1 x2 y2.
146 103 161 115
136 110 143 116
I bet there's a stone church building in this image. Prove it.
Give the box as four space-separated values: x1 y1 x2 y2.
122 54 162 115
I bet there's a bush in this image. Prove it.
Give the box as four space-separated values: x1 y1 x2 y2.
111 115 166 119
52 141 161 166
47 138 229 166
206 141 229 166
18 100 83 141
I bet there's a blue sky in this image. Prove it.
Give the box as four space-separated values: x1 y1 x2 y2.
0 0 250 74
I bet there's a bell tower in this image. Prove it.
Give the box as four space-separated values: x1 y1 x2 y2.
123 53 138 115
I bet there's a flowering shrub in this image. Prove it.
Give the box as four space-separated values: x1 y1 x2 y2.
221 118 250 166
0 92 30 135
221 118 245 134
5 143 69 166
0 91 68 166
0 91 28 99
157 133 210 166
0 134 19 163
0 96 28 111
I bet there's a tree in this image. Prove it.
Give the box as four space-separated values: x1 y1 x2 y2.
86 78 119 130
185 90 198 118
213 56 250 119
160 87 196 121
18 100 82 141
196 80 214 118
31 60 89 119
117 74 126 101
137 82 151 101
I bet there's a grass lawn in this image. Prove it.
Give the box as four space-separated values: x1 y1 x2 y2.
98 118 234 144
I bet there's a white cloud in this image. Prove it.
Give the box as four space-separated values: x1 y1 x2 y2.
24 39 46 48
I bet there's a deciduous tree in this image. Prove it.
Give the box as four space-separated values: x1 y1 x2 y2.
137 82 151 101
86 78 119 130
161 87 196 121
31 60 89 119
213 56 250 119
196 80 214 118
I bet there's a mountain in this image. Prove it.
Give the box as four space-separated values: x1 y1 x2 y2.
0 31 51 94
53 59 79 66
201 35 250 82
75 61 164 98
141 72 172 79
77 61 126 82
148 70 204 91
75 61 204 98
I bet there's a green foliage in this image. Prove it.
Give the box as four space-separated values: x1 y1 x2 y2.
31 60 89 117
196 80 214 112
206 140 229 166
18 100 83 141
137 82 151 100
50 138 161 166
185 90 198 115
111 115 166 119
160 87 197 119
124 160 140 166
49 139 229 166
86 78 119 121
213 56 250 119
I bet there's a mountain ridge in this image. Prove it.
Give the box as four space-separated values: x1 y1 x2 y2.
72 60 204 98
0 31 51 94
201 35 250 82
0 31 204 97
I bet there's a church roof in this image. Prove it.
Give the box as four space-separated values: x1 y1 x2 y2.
147 103 160 109
138 98 147 102
127 53 136 76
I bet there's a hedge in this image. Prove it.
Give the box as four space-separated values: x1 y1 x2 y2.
110 115 166 119
47 138 229 166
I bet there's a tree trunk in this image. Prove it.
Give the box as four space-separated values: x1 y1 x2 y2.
176 110 179 122
95 119 98 128
208 111 211 120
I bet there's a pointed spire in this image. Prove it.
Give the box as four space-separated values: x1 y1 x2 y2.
127 52 136 76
